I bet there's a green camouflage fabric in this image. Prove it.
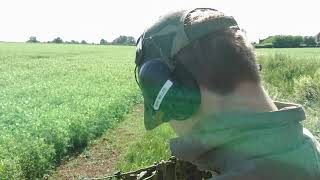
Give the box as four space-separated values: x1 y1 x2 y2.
94 157 214 180
170 102 320 180
141 8 239 65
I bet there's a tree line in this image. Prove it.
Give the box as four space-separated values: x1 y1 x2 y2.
26 35 136 45
255 35 319 48
27 34 319 48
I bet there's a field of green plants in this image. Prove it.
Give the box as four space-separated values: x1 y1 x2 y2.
1 43 320 179
0 43 141 179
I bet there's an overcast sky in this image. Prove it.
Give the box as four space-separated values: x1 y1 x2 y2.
0 0 319 43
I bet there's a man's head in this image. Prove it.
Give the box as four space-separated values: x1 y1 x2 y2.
135 8 260 130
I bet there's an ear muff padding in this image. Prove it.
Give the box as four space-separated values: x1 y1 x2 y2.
138 59 201 122
138 59 172 108
160 63 201 121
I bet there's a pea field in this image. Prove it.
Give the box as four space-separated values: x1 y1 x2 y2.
0 43 320 179
0 43 141 179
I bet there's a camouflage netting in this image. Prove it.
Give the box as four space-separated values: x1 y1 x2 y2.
85 157 215 180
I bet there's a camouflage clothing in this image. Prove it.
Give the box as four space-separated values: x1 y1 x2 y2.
101 157 213 180
170 102 320 180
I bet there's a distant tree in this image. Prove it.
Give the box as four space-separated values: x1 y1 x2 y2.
112 35 136 45
126 36 136 45
260 36 276 44
304 36 317 47
112 36 126 45
100 39 108 45
70 40 79 44
52 37 63 44
272 35 303 48
255 35 305 48
26 36 39 43
80 40 87 44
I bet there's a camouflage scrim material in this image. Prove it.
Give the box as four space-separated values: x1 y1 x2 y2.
169 102 320 179
143 9 190 63
93 156 214 180
140 8 239 66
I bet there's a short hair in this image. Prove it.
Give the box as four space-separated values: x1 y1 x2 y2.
174 9 260 95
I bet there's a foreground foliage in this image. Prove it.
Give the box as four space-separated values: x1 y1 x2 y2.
258 48 320 135
0 43 141 179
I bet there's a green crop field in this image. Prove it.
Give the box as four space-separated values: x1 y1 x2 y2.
0 43 141 179
257 48 320 59
1 43 320 179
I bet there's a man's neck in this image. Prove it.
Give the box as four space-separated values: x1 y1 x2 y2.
169 82 278 136
199 82 278 115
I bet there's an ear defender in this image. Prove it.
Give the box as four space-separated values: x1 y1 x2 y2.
163 63 201 121
138 59 201 122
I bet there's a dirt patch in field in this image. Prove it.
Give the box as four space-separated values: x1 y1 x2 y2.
49 104 145 179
